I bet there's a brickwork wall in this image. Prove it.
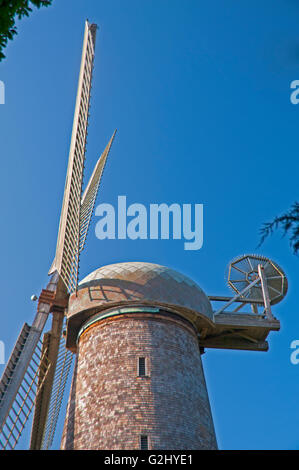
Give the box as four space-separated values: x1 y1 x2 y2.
61 312 217 450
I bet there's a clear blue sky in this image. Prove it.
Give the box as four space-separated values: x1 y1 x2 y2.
0 0 299 450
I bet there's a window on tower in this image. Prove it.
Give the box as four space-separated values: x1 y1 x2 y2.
138 357 146 377
140 435 148 450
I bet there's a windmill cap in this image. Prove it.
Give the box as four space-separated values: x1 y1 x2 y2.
66 262 214 351
78 261 213 318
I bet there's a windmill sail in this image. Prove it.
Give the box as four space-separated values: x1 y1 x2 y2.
39 327 73 450
49 20 97 294
0 272 63 449
0 20 104 450
28 20 98 449
79 130 117 253
29 308 66 450
31 133 116 449
30 317 73 450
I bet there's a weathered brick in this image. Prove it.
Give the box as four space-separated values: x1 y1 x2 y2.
61 311 217 450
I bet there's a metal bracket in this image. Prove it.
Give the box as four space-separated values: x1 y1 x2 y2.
213 263 275 319
258 264 274 320
214 275 261 315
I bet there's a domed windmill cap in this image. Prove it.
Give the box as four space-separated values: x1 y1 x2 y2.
66 262 214 350
78 261 213 318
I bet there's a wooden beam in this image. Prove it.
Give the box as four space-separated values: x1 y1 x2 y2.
214 313 280 330
199 337 269 352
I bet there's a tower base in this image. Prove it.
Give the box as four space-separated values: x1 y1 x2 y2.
61 308 217 450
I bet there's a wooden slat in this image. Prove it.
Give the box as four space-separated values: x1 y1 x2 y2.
49 21 97 293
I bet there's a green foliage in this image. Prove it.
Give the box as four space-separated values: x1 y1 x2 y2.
259 201 299 255
0 0 52 61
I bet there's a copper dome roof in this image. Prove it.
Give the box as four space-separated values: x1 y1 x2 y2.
78 261 213 320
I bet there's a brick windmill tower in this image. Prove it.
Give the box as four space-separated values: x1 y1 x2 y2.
59 254 287 450
0 22 287 451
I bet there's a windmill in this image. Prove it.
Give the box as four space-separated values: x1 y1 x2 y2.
0 20 116 450
0 21 288 451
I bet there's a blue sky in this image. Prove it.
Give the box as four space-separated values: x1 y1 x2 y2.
0 0 299 450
